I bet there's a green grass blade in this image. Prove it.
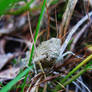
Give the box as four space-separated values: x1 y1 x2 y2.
0 0 47 92
28 0 47 66
21 0 47 91
53 54 92 92
61 54 92 83
0 65 33 92
0 0 19 15
7 0 34 15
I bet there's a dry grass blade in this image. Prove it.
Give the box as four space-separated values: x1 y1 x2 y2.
57 11 92 62
59 0 78 39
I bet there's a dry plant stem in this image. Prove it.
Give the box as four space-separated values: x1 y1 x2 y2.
76 79 91 92
56 81 65 90
28 10 47 91
26 82 32 92
72 81 82 91
28 77 41 92
38 29 46 38
28 12 46 80
84 0 92 31
59 0 78 38
27 12 38 74
57 11 92 62
43 83 47 92
71 22 92 51
55 8 58 37
41 1 47 91
4 36 26 43
46 2 50 40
